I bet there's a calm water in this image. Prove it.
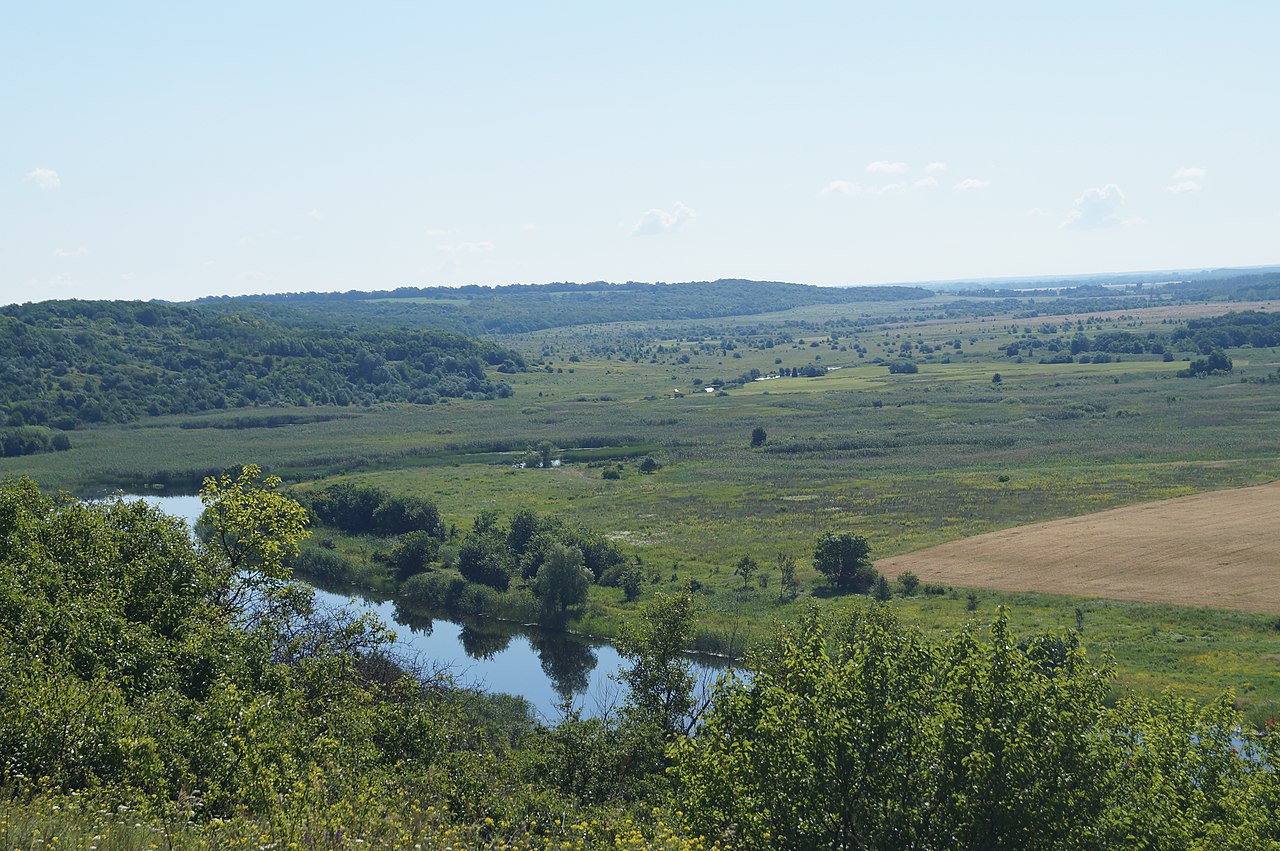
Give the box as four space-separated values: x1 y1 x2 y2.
123 493 726 721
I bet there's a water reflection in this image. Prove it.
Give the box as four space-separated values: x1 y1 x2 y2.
529 630 597 697
117 492 730 719
458 621 514 659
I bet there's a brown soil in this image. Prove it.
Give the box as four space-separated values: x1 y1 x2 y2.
877 481 1280 614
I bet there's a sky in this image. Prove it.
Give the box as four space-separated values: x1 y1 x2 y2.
4 1 1278 304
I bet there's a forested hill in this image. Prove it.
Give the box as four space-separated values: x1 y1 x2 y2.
0 299 523 430
195 279 934 334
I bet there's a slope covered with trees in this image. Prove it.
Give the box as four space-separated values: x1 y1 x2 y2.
0 299 522 429
197 279 934 335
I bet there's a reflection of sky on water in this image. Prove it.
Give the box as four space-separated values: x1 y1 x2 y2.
122 493 727 722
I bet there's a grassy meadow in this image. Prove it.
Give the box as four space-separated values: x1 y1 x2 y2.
6 292 1280 715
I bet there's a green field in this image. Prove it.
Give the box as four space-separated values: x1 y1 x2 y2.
6 292 1280 715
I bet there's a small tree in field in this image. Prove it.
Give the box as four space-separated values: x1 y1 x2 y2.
750 426 767 447
812 531 877 593
735 555 758 587
778 552 800 600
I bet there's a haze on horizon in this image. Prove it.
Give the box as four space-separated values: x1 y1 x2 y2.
4 2 1278 305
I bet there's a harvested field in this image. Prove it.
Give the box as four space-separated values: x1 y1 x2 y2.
878 480 1280 614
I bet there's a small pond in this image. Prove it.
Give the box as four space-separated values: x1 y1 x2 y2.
121 493 729 721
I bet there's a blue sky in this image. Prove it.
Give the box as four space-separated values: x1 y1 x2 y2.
4 2 1277 303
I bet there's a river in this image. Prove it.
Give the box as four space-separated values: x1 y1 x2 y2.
122 493 728 721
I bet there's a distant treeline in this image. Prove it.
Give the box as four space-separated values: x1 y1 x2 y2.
993 312 1280 365
195 279 934 335
955 270 1280 304
1172 309 1280 352
1168 271 1280 302
0 300 523 429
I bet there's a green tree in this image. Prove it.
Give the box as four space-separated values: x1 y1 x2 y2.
812 531 877 593
524 440 560 468
199 464 311 621
674 607 1124 851
615 591 699 735
778 552 800 600
873 573 892 601
750 426 767 447
533 542 590 614
734 555 758 587
390 530 440 581
457 520 515 591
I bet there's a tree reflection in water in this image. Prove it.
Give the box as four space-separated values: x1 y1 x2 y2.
528 629 597 697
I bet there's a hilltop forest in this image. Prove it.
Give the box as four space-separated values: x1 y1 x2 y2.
0 299 523 432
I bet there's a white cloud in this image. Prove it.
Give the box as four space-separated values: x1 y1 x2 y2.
1025 207 1045 217
926 162 948 173
424 227 457 238
1165 181 1201 194
822 180 905 196
913 176 938 189
521 223 538 232
821 180 863 195
953 178 989 191
307 208 322 221
438 241 495 253
1173 166 1206 179
867 160 908 174
52 246 88 257
26 168 61 189
1063 184 1126 229
632 202 696 236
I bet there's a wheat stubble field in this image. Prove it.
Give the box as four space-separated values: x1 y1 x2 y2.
879 480 1280 614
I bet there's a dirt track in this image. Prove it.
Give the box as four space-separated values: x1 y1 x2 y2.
877 481 1280 614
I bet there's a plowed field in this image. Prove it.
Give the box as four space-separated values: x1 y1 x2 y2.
877 481 1280 614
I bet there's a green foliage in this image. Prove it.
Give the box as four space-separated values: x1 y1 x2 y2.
6 472 1280 849
0 426 70 457
873 572 892 601
0 300 520 428
778 553 800 600
734 555 758 587
306 481 444 538
1180 348 1233 377
0 474 458 820
214 278 932 335
615 592 699 735
389 529 441 581
750 426 767 447
198 465 311 623
675 606 1280 849
812 530 877 593
533 543 591 614
523 440 560 469
458 521 516 591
